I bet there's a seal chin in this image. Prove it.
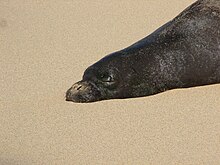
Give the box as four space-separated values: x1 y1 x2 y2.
66 81 102 103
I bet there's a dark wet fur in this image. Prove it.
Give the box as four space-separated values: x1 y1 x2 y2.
66 0 220 103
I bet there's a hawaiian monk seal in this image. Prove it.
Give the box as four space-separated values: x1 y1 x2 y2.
66 0 220 103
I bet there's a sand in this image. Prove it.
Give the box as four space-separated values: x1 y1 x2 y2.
1 0 220 164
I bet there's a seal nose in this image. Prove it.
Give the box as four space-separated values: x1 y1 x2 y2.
65 81 89 102
66 81 102 103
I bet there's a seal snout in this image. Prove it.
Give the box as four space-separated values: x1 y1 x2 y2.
66 81 88 102
65 81 101 103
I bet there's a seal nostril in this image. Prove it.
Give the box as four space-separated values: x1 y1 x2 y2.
77 85 82 90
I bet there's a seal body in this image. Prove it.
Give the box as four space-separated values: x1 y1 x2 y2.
66 0 220 103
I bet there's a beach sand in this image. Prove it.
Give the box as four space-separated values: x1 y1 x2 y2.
1 0 220 164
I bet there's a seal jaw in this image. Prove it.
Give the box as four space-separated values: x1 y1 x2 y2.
66 81 102 103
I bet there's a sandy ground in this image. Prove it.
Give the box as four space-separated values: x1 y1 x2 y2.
1 0 220 164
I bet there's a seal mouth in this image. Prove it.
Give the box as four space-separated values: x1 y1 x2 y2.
66 81 102 103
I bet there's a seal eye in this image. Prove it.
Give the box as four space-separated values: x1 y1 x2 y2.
99 73 113 82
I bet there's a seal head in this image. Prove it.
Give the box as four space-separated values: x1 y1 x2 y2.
66 49 170 103
66 53 128 102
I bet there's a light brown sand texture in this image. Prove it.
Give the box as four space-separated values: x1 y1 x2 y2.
1 0 220 164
